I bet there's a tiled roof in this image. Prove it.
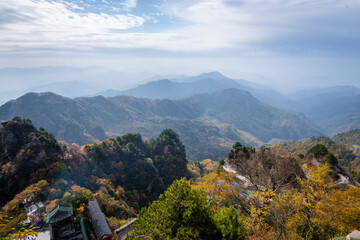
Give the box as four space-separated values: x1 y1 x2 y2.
46 204 73 224
88 200 112 240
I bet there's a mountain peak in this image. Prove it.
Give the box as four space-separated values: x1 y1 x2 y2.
148 79 173 85
21 91 66 98
16 92 72 103
197 71 228 80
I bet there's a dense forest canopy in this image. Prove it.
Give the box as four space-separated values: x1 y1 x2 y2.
1 117 359 240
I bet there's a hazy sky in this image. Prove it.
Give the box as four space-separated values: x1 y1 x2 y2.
0 0 359 91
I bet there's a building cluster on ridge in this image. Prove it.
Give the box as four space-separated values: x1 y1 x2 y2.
46 200 136 240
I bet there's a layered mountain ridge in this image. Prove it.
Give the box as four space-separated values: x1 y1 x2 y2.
97 72 360 136
1 69 358 137
98 71 296 111
0 89 321 161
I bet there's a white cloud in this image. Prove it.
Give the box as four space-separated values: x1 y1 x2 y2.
0 0 359 54
121 0 137 11
1 0 359 93
160 0 360 50
0 0 145 51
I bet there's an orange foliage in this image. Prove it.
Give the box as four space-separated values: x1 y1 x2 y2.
46 199 59 212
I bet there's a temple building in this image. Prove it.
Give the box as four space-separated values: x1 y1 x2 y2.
46 204 88 240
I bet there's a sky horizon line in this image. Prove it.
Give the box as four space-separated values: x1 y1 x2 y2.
0 0 359 92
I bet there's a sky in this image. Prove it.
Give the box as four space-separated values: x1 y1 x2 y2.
0 0 359 92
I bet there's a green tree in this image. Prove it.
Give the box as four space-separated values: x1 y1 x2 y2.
130 179 221 240
219 159 225 166
307 144 329 158
157 129 181 146
326 153 338 165
153 129 187 187
213 206 248 240
61 186 93 209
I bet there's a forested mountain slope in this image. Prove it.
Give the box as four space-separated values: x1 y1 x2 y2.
289 86 360 135
0 89 321 160
304 94 360 135
333 129 360 149
101 75 360 137
276 132 360 177
0 118 187 208
0 92 106 145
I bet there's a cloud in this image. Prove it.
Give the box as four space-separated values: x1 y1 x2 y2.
0 0 145 52
0 0 359 55
121 0 137 11
160 0 360 51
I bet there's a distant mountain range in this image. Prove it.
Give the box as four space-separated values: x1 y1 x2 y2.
0 92 107 145
98 71 297 111
289 86 360 135
97 73 360 136
0 66 154 102
0 70 359 159
0 89 321 161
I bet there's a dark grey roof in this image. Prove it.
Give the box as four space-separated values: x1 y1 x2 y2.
47 204 73 224
88 200 112 240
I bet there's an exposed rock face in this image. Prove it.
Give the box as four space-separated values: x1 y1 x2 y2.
347 230 360 240
114 218 137 240
222 161 251 188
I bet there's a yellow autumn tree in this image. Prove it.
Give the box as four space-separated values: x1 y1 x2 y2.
192 171 245 208
271 164 360 240
4 180 49 213
0 213 40 240
248 188 275 227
